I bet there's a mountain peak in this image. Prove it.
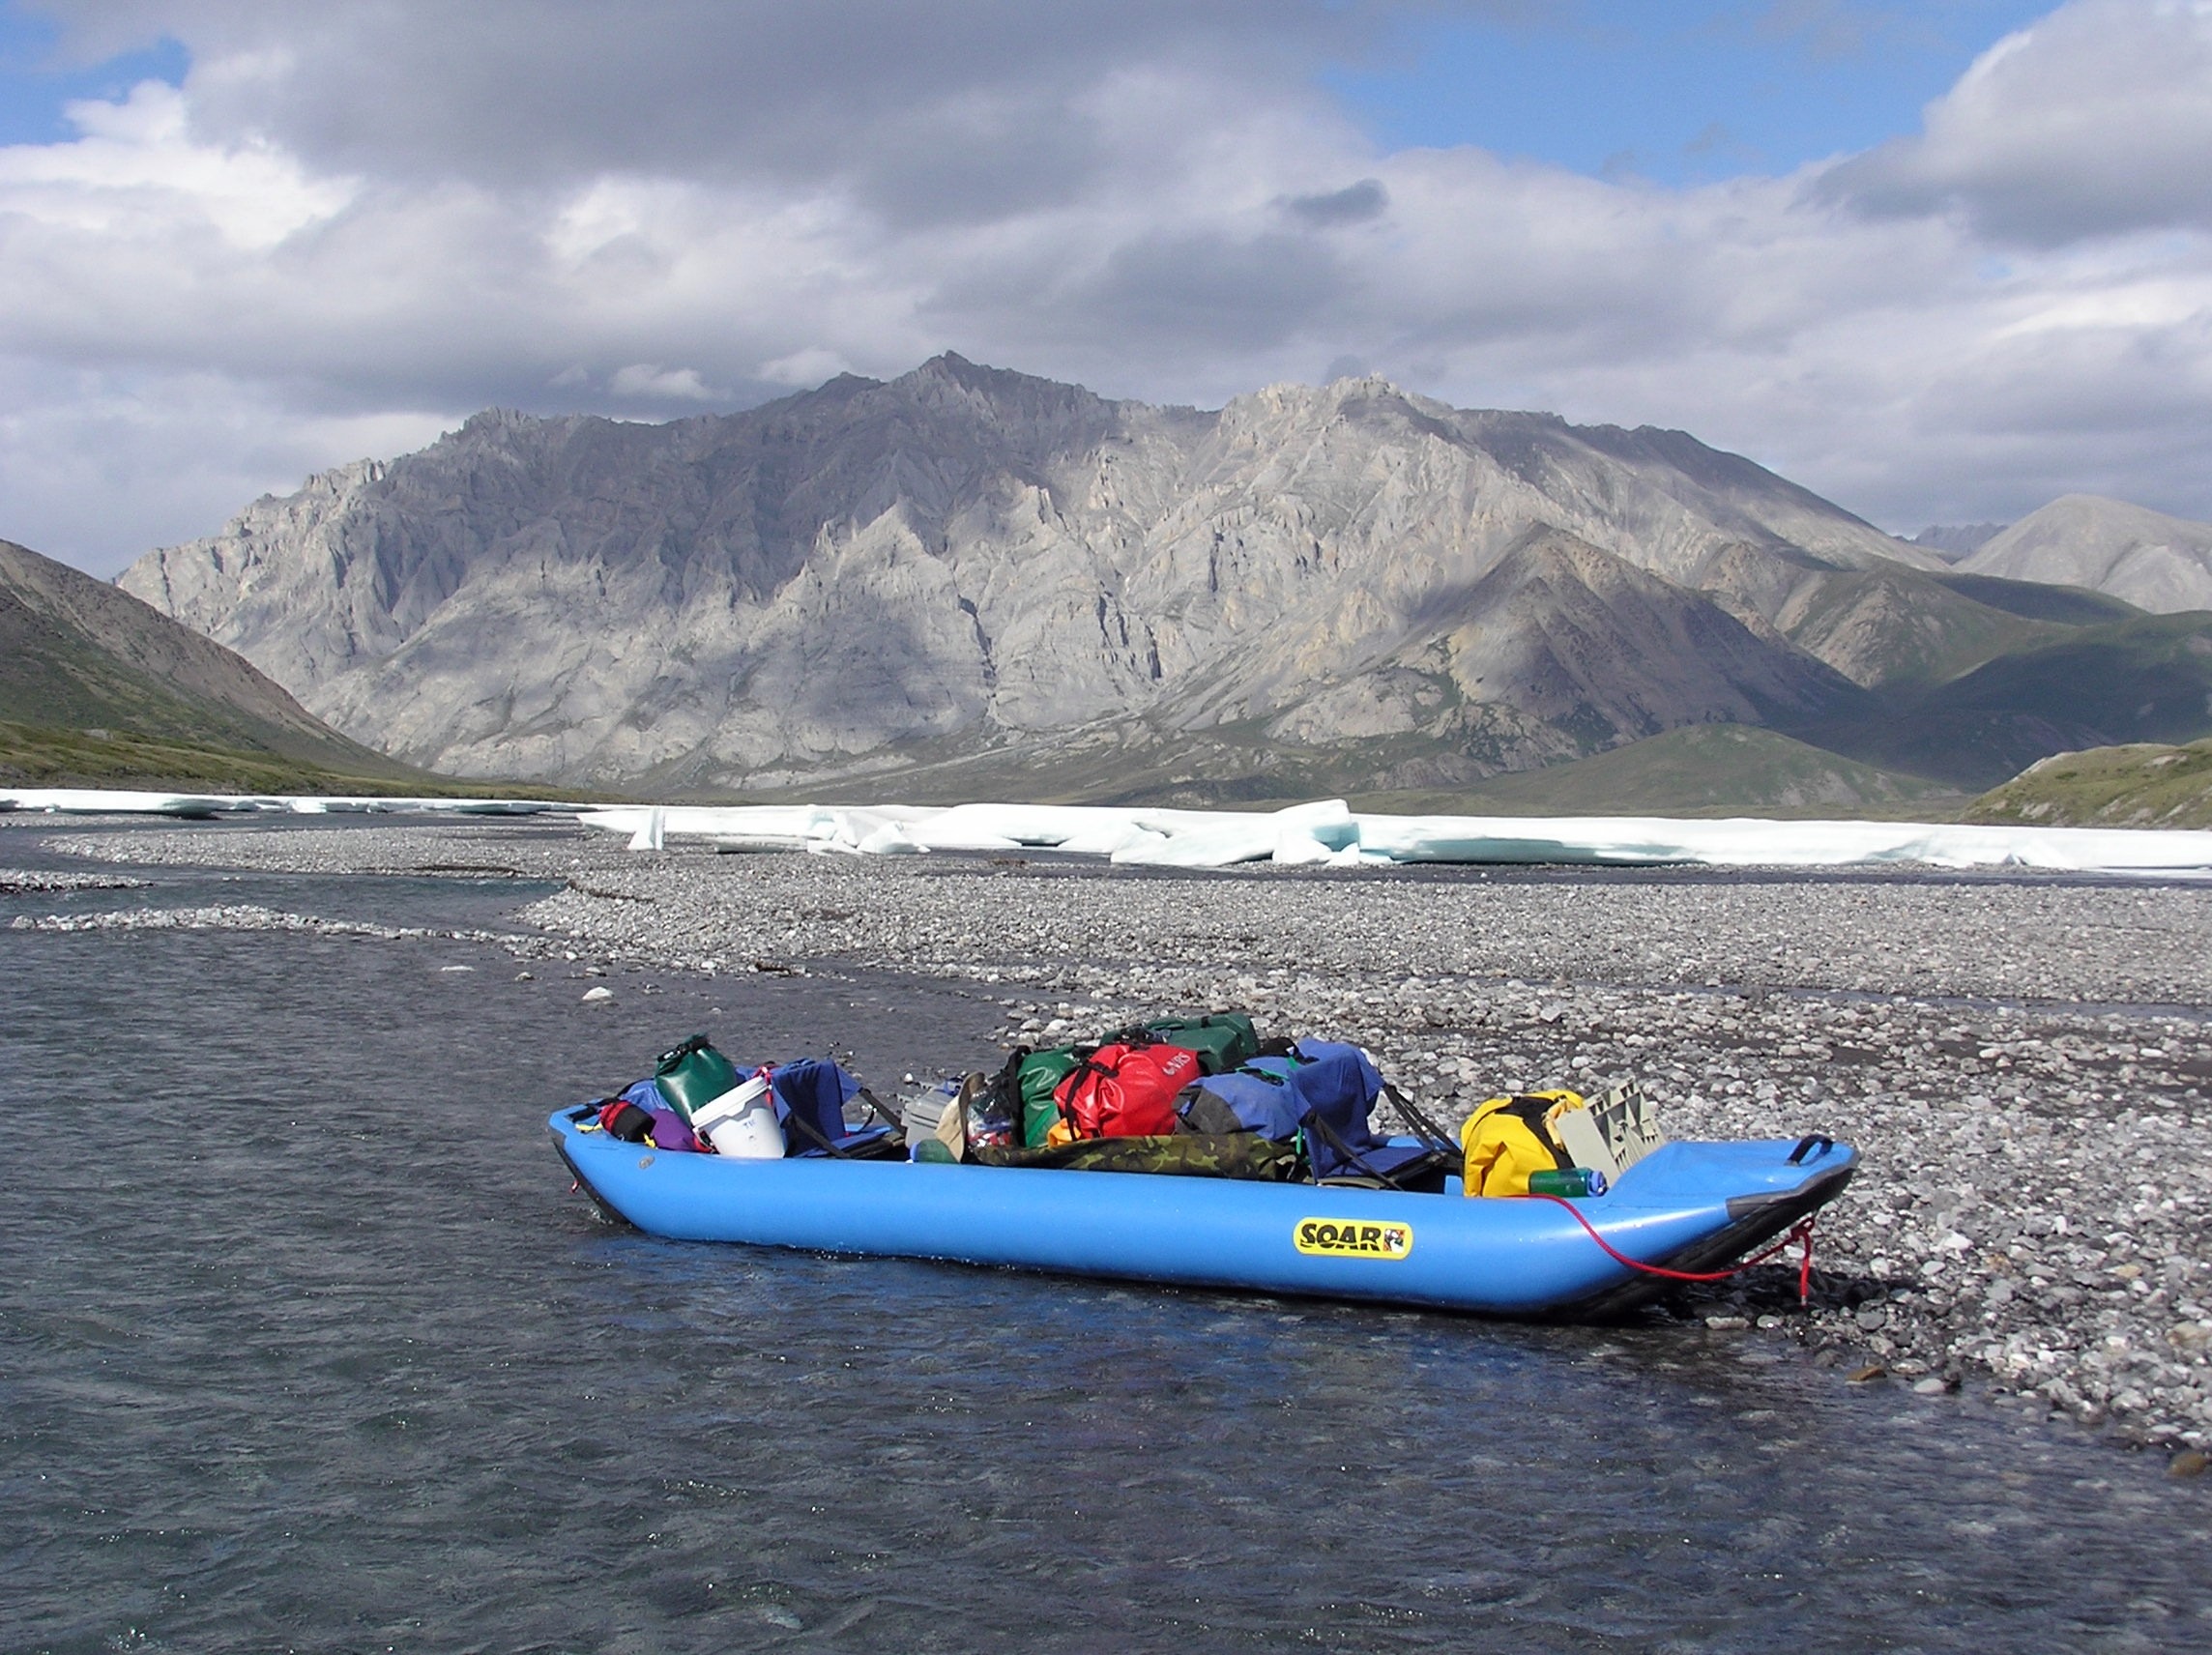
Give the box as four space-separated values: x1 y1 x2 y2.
1963 493 2212 613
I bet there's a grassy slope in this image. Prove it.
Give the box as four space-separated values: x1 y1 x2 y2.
1965 738 2212 829
686 720 1383 810
1779 566 2073 690
0 719 602 800
731 572 2208 813
1351 725 1966 820
697 719 1962 821
1786 610 2212 790
0 537 613 800
0 539 405 772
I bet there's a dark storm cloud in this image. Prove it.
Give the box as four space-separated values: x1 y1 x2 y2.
1078 230 1353 350
1281 178 1390 226
43 0 1407 227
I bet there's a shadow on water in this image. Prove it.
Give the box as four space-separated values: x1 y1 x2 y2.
2 865 2209 1651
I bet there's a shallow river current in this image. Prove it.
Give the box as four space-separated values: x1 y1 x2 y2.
3 836 2208 1652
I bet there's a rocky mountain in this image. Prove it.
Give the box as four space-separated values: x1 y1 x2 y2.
1961 495 2212 614
1910 522 2007 561
114 355 2212 803
2 536 393 767
122 356 1963 795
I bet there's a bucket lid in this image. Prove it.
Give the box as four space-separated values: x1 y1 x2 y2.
692 1072 772 1122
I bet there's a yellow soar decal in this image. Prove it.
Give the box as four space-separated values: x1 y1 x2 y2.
1294 1218 1413 1260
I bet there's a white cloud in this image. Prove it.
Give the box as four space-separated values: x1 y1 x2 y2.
3 0 2212 575
0 80 353 248
759 347 853 387
607 363 716 400
1822 0 2212 243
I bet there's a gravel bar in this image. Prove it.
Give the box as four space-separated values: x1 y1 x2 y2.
42 820 2212 1454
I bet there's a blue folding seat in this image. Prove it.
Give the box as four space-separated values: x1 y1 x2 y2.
1287 1040 1457 1192
771 1059 904 1159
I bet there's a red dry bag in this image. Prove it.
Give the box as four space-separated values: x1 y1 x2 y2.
1053 1042 1199 1138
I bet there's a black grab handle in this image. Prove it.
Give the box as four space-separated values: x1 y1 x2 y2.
1787 1134 1834 1166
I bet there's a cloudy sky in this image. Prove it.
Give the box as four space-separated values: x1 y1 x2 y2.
3 0 2209 575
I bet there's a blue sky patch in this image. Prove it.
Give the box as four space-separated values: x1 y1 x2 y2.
1323 1 2059 184
0 2 187 146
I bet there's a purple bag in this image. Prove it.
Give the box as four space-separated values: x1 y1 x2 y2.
620 1078 708 1152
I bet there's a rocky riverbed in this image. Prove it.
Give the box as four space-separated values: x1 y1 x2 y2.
36 818 2212 1458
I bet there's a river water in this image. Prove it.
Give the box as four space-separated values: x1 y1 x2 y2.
3 835 2208 1652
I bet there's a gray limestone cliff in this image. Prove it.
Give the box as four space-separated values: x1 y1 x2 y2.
121 355 1940 791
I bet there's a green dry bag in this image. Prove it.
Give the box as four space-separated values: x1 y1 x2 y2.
1018 1047 1082 1147
1142 1012 1259 1076
654 1034 742 1124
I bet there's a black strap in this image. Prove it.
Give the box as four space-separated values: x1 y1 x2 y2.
782 1108 856 1159
1101 1025 1165 1051
1489 1094 1572 1170
1058 1051 1120 1141
856 1087 902 1133
1788 1133 1833 1166
1380 1081 1460 1158
1302 1109 1437 1192
982 1048 1028 1139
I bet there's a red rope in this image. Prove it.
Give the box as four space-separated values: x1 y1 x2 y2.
1521 1193 1819 1304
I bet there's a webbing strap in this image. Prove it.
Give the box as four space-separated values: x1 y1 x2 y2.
1059 1050 1123 1141
781 1109 853 1159
856 1087 902 1133
1379 1081 1460 1158
1490 1094 1572 1170
1303 1110 1442 1192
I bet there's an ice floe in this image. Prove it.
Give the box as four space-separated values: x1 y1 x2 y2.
8 787 2212 876
570 798 2212 877
0 789 564 819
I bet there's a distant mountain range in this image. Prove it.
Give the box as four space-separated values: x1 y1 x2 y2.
1910 522 2007 562
111 357 2212 803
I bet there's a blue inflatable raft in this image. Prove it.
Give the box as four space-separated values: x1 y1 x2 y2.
547 1106 1856 1318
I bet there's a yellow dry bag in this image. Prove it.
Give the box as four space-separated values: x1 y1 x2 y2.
1460 1090 1586 1197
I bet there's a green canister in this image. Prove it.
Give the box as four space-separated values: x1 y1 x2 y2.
653 1034 742 1123
1528 1167 1608 1198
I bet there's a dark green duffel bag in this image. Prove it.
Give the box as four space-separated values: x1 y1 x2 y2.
1139 1011 1259 1075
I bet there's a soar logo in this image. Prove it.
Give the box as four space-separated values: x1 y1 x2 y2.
1295 1218 1414 1260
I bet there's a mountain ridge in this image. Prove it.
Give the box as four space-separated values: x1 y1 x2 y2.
120 356 1946 792
113 356 2212 802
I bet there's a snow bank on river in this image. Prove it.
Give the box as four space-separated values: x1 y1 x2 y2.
572 798 2212 876
11 786 2212 874
0 788 564 819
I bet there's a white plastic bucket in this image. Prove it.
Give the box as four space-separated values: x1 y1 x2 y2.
691 1073 784 1158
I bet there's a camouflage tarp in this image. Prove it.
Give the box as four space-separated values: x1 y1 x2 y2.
970 1132 1299 1181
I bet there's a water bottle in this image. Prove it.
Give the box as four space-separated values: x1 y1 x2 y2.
1528 1167 1608 1198
965 1071 1017 1148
